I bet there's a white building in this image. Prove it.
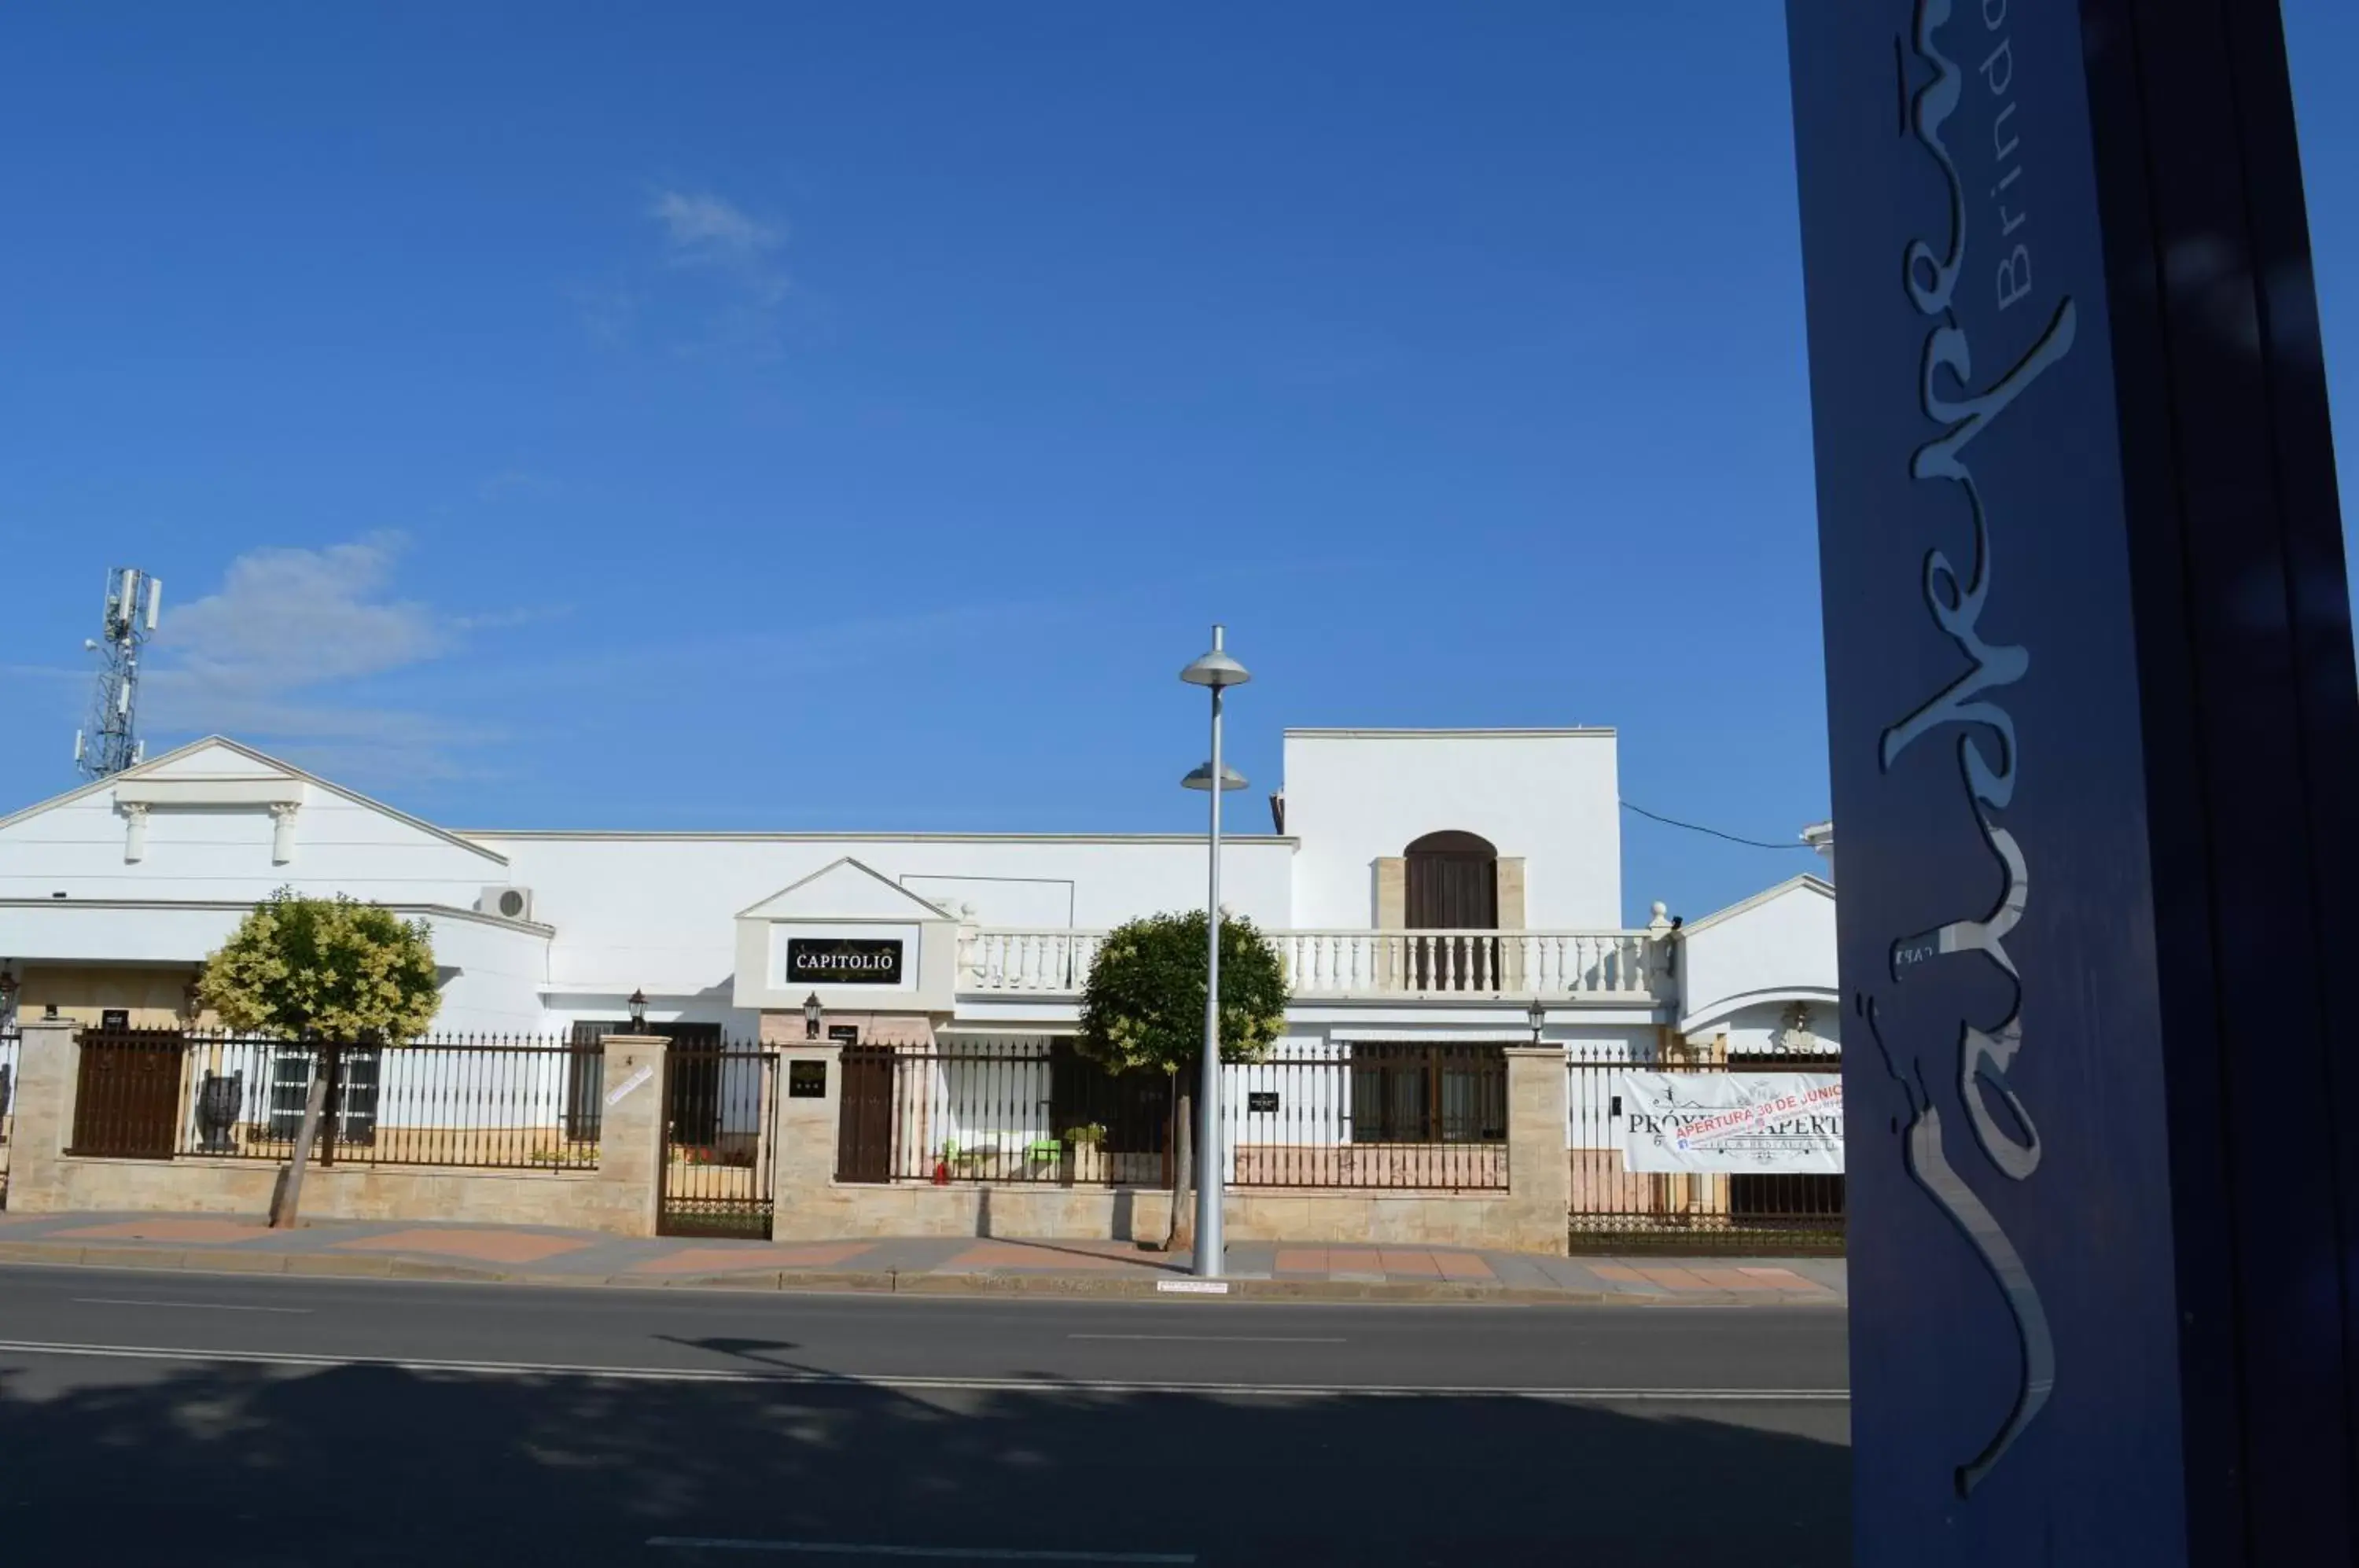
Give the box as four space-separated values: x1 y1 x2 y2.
0 727 1831 1047
0 727 1838 1233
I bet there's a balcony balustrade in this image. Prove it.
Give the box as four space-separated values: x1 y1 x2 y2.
959 926 1664 1000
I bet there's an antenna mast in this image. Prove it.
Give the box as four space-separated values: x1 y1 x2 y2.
76 565 162 780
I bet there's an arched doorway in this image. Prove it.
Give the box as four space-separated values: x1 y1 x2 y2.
1404 830 1499 990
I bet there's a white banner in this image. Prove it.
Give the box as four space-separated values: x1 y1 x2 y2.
1619 1071 1844 1174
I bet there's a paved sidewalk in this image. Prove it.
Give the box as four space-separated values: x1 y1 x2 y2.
0 1209 1846 1306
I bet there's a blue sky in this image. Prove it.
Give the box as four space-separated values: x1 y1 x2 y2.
3 2 2353 926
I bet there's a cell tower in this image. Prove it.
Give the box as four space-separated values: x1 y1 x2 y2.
75 565 162 780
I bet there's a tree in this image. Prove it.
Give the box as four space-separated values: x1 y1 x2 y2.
1077 909 1288 1252
197 888 440 1226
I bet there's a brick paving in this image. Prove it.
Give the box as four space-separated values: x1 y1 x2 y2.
53 1216 276 1245
0 1209 1846 1305
333 1228 596 1264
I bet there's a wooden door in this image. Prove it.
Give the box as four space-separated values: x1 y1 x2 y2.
1404 831 1500 989
836 1044 895 1183
72 1031 184 1158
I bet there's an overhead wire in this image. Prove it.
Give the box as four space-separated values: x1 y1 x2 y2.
1619 799 1819 852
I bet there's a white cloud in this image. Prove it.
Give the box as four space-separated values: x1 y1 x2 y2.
162 534 447 687
650 190 782 271
641 188 792 350
142 535 494 780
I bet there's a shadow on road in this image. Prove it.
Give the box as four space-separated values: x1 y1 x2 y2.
0 1360 1848 1566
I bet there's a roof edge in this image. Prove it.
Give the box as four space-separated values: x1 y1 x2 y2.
734 855 961 920
1281 727 1614 739
0 736 510 869
459 830 1297 845
1675 873 1836 937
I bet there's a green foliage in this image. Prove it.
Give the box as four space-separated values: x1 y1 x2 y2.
1077 909 1288 1075
197 887 441 1042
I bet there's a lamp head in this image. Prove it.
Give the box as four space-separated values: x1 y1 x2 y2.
1180 624 1250 689
1182 760 1249 792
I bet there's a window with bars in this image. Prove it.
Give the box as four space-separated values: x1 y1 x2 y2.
264 1045 381 1146
1348 1043 1507 1144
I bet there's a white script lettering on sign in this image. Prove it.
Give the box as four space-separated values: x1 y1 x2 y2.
604 1062 656 1108
1618 1071 1844 1174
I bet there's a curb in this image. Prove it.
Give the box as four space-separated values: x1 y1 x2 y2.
0 1240 513 1284
0 1239 1842 1308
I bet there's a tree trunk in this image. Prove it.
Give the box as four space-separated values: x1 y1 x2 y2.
267 1046 332 1229
1165 1080 1196 1253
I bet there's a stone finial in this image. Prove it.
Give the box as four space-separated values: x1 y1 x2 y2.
1646 900 1673 937
1801 821 1835 879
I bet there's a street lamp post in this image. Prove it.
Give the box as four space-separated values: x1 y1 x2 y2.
1180 624 1250 1279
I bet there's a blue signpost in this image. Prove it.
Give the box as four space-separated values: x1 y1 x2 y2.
1787 2 2357 1562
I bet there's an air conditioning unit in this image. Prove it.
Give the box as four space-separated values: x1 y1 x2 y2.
477 886 535 922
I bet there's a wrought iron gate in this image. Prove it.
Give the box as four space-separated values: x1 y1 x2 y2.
1566 1043 1845 1253
657 1043 779 1239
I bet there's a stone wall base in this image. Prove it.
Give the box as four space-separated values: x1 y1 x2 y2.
22 1156 642 1232
776 1182 1566 1253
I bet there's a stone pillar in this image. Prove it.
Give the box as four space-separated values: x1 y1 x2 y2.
1496 857 1525 930
585 1033 667 1238
1374 857 1405 929
1374 858 1407 990
1501 1043 1570 1256
6 1021 82 1213
1496 857 1528 988
769 1039 846 1241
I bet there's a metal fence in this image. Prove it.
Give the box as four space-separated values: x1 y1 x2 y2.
839 1037 1508 1191
1566 1041 1846 1252
0 1026 19 1149
838 1038 1172 1186
1229 1042 1507 1191
0 1025 18 1208
68 1031 605 1171
657 1043 778 1239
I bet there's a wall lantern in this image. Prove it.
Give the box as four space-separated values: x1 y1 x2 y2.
1527 996 1548 1046
627 988 648 1032
804 992 823 1040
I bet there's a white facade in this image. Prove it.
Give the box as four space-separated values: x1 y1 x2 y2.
0 731 1832 1063
1281 728 1621 927
1675 875 1840 1048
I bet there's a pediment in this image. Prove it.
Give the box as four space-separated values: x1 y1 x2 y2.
736 857 955 922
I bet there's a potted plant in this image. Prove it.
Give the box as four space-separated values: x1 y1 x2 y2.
1059 1122 1107 1185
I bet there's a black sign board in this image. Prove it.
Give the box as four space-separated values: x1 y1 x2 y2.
826 1025 860 1046
1246 1091 1279 1114
100 1008 130 1032
787 1061 826 1099
787 937 903 986
1787 2 2357 1560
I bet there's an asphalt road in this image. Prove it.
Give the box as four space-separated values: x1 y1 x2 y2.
0 1264 1849 1566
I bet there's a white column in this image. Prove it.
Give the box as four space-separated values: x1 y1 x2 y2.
121 802 149 863
269 802 300 864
